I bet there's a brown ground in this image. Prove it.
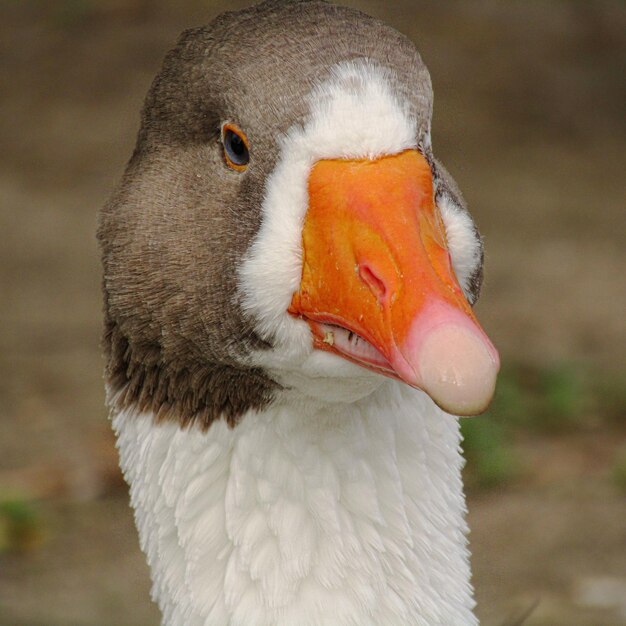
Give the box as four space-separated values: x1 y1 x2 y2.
1 1 625 625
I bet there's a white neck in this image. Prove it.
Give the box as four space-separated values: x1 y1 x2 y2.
113 381 477 626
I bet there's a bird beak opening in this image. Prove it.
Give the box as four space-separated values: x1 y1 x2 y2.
288 149 499 416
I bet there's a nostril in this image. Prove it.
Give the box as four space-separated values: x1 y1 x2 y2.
358 264 387 302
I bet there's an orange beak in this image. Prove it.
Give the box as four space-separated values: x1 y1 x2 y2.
288 149 499 415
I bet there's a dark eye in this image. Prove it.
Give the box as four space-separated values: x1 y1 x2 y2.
221 123 250 171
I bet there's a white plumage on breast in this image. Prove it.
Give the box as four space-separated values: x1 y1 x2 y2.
114 381 476 626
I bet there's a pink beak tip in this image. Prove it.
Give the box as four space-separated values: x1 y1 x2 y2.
393 303 500 416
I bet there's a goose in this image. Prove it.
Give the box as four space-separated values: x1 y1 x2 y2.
98 1 500 624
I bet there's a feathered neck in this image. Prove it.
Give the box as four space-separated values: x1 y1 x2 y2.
113 380 478 626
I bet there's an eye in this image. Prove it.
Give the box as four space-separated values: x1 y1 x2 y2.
221 122 250 171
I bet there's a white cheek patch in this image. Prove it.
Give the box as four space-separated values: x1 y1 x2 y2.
437 193 482 302
238 60 419 372
305 60 417 160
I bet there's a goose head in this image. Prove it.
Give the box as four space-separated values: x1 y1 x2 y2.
99 0 499 429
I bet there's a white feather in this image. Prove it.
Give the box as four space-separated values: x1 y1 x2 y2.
438 193 482 300
113 381 477 626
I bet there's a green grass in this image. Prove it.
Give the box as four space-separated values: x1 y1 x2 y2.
613 447 626 493
593 371 626 424
461 416 519 489
462 361 626 490
0 497 44 552
488 362 590 432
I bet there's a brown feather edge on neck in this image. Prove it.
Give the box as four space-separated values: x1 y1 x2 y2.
103 316 280 430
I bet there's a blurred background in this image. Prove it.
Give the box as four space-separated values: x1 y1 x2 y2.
1 0 624 624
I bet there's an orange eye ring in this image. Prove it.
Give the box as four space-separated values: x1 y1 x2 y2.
221 122 250 172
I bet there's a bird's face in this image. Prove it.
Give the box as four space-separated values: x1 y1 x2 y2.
238 60 498 414
100 1 498 426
